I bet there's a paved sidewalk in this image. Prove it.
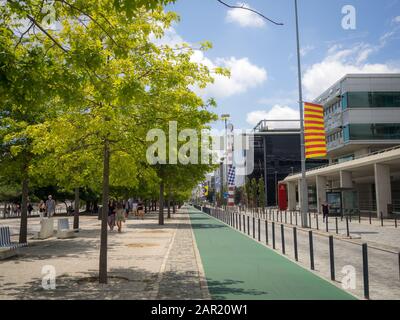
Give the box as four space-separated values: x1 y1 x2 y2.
0 210 206 300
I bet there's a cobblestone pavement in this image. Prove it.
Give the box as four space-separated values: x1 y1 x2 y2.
157 210 209 300
0 209 207 300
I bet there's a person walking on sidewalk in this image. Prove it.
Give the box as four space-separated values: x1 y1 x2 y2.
46 195 56 217
137 200 144 220
322 202 329 222
115 202 126 233
108 200 116 231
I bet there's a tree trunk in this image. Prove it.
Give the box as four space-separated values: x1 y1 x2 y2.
99 140 110 284
19 176 29 244
167 188 171 219
172 198 176 214
73 187 80 230
159 181 164 225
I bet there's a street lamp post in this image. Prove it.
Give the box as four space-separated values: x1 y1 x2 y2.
294 0 309 228
221 114 230 191
217 0 309 227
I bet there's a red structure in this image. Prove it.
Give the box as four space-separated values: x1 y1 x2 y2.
278 183 288 211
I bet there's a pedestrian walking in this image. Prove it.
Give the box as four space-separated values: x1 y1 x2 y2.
27 201 33 216
39 200 46 218
116 202 126 233
137 200 144 220
322 202 329 222
45 195 56 217
108 200 116 231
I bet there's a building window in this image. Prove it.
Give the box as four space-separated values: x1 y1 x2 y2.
349 123 400 140
347 92 400 108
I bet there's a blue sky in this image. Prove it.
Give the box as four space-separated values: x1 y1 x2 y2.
164 0 400 130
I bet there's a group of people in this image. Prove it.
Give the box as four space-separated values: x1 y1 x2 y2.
107 199 144 233
3 195 55 217
38 195 56 217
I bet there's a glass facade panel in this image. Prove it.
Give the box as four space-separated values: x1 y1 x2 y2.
346 92 400 108
248 134 327 206
349 124 400 140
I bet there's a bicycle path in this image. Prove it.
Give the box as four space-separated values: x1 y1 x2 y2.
188 206 356 300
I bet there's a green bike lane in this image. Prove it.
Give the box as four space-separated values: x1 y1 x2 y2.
188 206 356 300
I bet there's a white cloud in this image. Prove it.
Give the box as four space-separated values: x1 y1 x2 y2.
300 45 315 57
225 2 266 28
393 16 400 24
192 52 267 98
303 44 400 100
246 105 300 129
151 27 267 99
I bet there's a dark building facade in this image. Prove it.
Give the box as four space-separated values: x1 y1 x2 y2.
246 123 328 207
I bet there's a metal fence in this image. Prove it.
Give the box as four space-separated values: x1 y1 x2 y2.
196 205 400 300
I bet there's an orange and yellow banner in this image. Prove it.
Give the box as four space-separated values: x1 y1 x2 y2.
304 102 327 159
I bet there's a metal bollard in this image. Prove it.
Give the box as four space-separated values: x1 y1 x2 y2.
281 224 285 254
285 211 287 224
369 212 372 225
295 212 298 226
326 217 329 233
316 214 319 230
258 219 261 242
265 220 269 245
253 217 255 239
381 212 384 227
309 231 315 270
247 216 250 235
293 227 298 261
280 211 283 223
362 243 370 300
346 217 350 237
272 222 276 249
290 211 293 225
359 212 361 224
335 217 338 234
329 236 335 281
243 215 246 233
398 252 400 280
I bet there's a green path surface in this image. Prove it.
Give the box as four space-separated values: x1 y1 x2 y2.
189 206 356 300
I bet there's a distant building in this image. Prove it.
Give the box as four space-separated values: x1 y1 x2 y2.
245 121 327 207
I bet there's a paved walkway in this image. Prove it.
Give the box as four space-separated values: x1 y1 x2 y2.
0 210 206 300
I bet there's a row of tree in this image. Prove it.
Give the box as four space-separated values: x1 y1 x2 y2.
234 178 266 208
0 0 224 283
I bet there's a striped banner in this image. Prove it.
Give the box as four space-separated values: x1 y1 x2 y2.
304 102 327 158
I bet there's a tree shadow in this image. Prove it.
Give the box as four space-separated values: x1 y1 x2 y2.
206 278 270 300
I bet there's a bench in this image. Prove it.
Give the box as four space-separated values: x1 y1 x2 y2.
0 226 27 260
56 218 77 239
33 218 55 240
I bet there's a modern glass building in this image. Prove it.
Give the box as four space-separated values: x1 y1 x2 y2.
315 74 400 163
245 122 327 207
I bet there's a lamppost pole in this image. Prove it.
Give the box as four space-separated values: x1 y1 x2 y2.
294 0 309 228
